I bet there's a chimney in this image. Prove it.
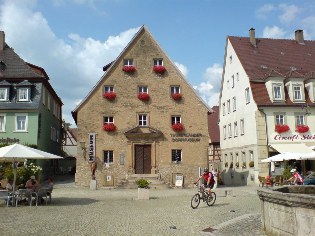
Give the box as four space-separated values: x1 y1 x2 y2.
295 29 304 44
249 28 256 47
0 31 4 50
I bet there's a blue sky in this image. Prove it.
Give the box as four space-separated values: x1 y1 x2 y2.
1 0 315 125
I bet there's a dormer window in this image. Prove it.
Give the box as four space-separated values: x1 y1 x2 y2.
18 88 29 101
293 85 302 101
273 84 282 100
0 87 8 101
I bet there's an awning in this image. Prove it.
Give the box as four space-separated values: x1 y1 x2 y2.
270 143 314 154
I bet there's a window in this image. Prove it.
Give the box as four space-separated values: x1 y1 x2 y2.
0 114 5 132
236 153 239 163
171 86 180 94
293 85 302 100
153 58 163 66
230 153 233 163
240 119 244 135
227 99 231 113
104 150 114 164
236 73 239 81
233 96 236 111
171 116 181 124
103 116 114 124
15 114 27 131
0 88 8 101
227 80 229 89
17 88 29 101
295 114 305 126
242 152 246 165
250 151 254 161
223 125 226 139
234 121 238 137
123 59 133 66
275 114 285 125
228 123 232 138
138 114 148 126
171 149 182 163
273 84 282 100
138 86 148 94
232 75 235 88
245 87 250 104
222 103 226 116
229 55 232 64
104 86 114 93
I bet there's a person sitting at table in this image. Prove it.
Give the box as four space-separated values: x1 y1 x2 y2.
46 177 54 195
288 169 303 185
25 175 39 191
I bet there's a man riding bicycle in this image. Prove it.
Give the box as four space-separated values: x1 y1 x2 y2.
194 167 215 197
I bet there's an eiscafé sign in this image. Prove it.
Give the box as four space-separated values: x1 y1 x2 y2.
273 133 315 141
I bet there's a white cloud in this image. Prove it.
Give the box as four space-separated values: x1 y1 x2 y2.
194 63 222 107
278 4 300 24
0 0 138 125
256 4 275 19
301 16 315 39
174 62 188 77
262 26 286 38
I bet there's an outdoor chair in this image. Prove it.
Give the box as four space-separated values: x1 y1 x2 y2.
258 176 266 187
273 176 283 186
0 190 14 206
15 189 36 207
36 188 49 205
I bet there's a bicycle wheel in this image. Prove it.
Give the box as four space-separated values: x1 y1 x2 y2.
206 192 216 206
191 193 201 209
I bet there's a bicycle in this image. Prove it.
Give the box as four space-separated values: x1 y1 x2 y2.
191 184 216 209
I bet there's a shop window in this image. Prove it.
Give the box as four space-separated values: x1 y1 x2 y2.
104 150 114 164
171 149 182 163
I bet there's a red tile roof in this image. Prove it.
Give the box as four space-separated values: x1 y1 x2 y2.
208 106 220 143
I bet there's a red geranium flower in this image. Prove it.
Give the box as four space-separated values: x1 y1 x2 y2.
103 92 116 100
138 92 150 101
172 123 184 132
153 65 166 73
103 123 116 132
171 93 182 101
296 125 309 133
275 124 290 134
122 65 136 73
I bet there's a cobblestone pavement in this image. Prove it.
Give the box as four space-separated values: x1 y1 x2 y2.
0 181 266 236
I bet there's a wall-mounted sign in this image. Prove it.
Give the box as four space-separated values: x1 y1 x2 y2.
0 138 20 144
175 174 183 187
88 133 96 162
171 133 202 142
273 134 315 141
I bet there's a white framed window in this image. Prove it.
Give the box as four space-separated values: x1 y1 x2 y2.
230 153 233 163
228 123 232 138
240 119 244 135
104 150 114 164
229 55 232 64
242 152 246 166
295 114 305 126
227 80 229 89
138 114 148 126
18 88 29 101
275 114 285 125
0 114 6 132
233 96 236 111
170 86 180 94
15 114 27 131
234 121 238 137
236 153 239 163
104 86 114 93
250 151 254 161
0 88 8 101
123 59 134 66
171 116 181 124
273 84 282 100
153 58 163 66
172 149 182 163
138 86 148 94
103 116 114 124
245 87 250 104
223 125 226 139
293 85 302 101
222 102 226 116
232 75 235 88
227 99 231 113
236 73 239 81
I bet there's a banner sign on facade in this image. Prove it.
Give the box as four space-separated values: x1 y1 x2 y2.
175 174 184 187
88 133 96 162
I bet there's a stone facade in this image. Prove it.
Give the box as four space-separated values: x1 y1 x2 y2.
73 26 210 188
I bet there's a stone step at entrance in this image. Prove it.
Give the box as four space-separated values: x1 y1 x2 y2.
118 174 170 189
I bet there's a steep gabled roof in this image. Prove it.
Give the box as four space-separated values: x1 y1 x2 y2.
208 106 220 143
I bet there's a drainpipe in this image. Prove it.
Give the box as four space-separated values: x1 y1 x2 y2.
258 108 270 176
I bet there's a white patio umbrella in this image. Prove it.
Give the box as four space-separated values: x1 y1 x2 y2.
261 152 307 163
0 143 63 192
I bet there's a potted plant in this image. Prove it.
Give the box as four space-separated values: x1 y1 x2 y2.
153 65 166 73
171 93 182 101
135 179 150 200
249 161 254 168
242 162 246 168
172 123 184 132
296 125 309 133
122 65 136 73
229 162 233 169
103 92 116 100
224 162 228 168
103 123 116 132
275 124 290 134
138 92 150 101
235 162 239 168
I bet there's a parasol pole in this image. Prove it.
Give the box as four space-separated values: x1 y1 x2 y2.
12 159 17 192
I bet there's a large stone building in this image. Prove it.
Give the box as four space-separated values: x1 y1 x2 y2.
0 31 63 176
72 26 211 188
219 29 315 185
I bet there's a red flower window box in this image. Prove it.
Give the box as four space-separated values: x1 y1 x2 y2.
171 93 182 101
122 65 136 73
296 125 309 133
103 123 116 132
275 124 290 134
153 65 166 73
138 92 150 101
103 92 116 100
172 123 184 132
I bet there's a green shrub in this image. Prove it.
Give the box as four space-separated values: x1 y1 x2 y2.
282 165 292 180
249 161 254 168
135 179 150 188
